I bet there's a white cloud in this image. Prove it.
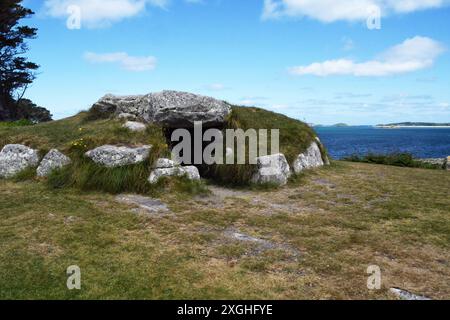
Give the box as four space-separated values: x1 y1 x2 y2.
262 0 449 22
289 36 445 77
205 83 228 91
44 0 167 28
84 52 157 71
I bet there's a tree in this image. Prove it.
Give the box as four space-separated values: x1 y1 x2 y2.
0 0 39 121
16 98 52 123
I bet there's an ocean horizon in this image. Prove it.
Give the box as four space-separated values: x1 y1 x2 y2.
315 126 450 160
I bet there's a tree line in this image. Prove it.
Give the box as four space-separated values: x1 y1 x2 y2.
0 0 51 123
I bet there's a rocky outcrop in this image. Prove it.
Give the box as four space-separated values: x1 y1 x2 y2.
85 145 151 168
0 144 39 178
123 121 146 132
91 90 232 128
252 153 291 186
37 149 71 177
148 158 200 184
447 156 450 170
293 141 325 173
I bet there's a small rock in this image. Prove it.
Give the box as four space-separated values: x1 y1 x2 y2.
123 121 146 132
148 167 183 184
251 153 291 186
183 166 201 181
154 158 176 169
116 194 169 214
64 216 79 225
37 149 71 177
148 166 201 184
389 288 431 300
0 144 39 179
85 145 152 168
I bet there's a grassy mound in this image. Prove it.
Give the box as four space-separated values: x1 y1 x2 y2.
0 106 324 191
202 106 321 186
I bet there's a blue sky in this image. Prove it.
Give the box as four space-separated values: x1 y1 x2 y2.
21 0 450 125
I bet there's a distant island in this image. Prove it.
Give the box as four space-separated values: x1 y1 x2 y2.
332 123 349 127
311 124 349 127
376 122 450 128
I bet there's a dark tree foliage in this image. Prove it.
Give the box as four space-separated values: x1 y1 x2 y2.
0 0 41 121
16 98 52 123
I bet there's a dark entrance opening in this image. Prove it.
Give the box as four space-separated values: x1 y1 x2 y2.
163 125 226 177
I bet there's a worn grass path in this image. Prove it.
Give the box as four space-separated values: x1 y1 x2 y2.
0 162 449 299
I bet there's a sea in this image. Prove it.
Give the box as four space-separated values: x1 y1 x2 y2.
314 126 450 160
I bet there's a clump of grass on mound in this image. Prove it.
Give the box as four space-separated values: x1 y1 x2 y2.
9 167 38 182
47 161 209 196
201 106 321 186
344 153 443 170
46 130 160 195
47 158 154 194
0 119 34 128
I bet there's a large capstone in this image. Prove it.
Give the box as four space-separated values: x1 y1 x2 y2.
91 90 232 128
252 153 291 186
293 142 325 173
85 145 151 168
0 144 39 179
37 149 71 177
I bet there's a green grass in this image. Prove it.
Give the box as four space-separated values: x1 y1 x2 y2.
0 112 168 154
0 162 449 299
343 153 445 170
0 119 34 128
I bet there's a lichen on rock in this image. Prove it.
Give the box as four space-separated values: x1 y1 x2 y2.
0 144 39 179
37 149 71 177
85 145 152 168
